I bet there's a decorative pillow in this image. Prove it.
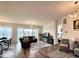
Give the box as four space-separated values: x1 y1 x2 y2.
23 37 29 42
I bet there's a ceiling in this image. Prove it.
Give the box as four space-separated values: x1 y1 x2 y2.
0 1 77 26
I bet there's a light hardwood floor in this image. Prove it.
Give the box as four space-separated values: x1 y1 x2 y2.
0 42 77 58
0 43 58 58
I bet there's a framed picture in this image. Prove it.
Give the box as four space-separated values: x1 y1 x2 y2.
63 18 67 24
73 19 79 30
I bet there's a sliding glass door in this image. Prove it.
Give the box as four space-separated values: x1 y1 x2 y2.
17 28 38 42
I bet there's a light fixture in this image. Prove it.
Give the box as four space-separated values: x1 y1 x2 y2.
69 1 79 18
75 1 79 19
74 1 78 5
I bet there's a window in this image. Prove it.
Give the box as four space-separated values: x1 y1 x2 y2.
17 28 38 39
17 28 24 39
24 29 32 36
0 26 12 39
0 26 3 38
32 29 38 38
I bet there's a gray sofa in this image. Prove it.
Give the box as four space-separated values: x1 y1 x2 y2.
19 36 37 49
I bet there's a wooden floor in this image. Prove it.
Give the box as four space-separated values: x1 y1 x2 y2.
0 42 58 58
0 42 76 58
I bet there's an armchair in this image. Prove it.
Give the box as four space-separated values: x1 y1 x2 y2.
59 39 70 52
74 41 79 56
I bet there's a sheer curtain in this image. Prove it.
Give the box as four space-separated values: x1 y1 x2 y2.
17 28 38 42
0 26 12 39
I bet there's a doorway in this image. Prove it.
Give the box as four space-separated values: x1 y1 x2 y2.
57 24 62 43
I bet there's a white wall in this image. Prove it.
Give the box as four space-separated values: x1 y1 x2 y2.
43 20 58 44
62 10 79 50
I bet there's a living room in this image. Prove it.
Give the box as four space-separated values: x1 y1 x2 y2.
0 1 79 58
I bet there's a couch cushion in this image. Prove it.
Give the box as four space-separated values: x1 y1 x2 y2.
61 39 69 44
23 37 30 42
59 44 68 47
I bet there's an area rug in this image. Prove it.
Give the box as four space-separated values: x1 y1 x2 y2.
47 50 76 58
30 41 51 50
